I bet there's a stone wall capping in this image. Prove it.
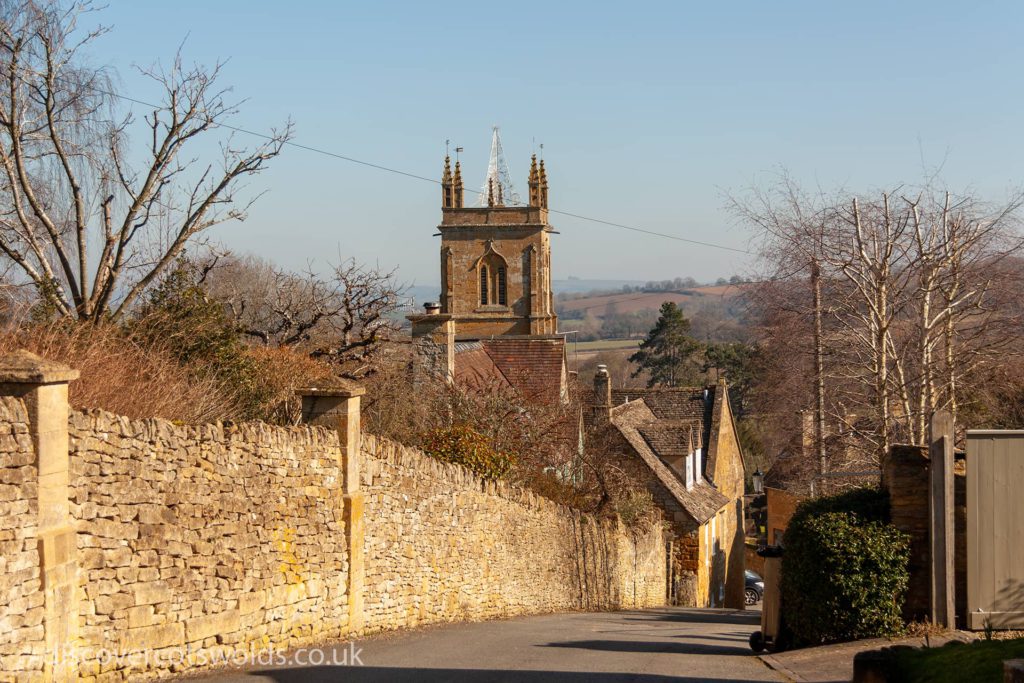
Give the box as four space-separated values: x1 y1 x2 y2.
0 349 79 384
296 380 365 398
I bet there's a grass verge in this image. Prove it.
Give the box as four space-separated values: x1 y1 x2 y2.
884 638 1024 682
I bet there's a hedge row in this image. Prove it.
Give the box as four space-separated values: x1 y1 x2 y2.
781 488 910 646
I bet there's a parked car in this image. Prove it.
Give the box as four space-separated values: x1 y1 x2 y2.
745 569 764 605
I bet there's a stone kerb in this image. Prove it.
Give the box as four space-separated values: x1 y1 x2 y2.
0 350 79 682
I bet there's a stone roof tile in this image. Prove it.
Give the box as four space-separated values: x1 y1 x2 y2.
609 399 728 524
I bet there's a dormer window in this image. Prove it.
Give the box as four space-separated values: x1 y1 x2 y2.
685 453 694 489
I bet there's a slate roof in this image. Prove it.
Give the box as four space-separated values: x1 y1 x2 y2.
610 400 728 524
453 337 566 404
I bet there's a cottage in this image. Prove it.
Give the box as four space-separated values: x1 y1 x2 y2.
591 366 747 607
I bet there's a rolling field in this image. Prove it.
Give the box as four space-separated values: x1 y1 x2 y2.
571 339 641 351
556 284 745 317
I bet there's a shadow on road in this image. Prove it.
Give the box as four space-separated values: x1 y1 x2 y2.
624 609 759 626
245 667 765 682
542 639 750 656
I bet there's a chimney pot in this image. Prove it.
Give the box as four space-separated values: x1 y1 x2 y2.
423 302 441 315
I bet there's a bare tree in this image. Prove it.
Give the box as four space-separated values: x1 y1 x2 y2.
207 254 403 378
0 1 291 321
736 178 1024 473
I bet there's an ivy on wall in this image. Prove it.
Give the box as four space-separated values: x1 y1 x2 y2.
421 425 516 481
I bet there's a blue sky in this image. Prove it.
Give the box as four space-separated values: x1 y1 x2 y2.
90 1 1024 286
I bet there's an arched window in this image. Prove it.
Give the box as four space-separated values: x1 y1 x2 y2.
497 266 507 306
477 243 509 307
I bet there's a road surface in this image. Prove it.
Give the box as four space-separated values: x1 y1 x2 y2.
196 607 781 682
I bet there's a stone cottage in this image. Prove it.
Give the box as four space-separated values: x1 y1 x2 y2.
590 366 747 608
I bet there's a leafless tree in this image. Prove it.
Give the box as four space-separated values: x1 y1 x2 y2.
0 1 291 321
736 178 1024 473
207 254 404 378
730 176 833 473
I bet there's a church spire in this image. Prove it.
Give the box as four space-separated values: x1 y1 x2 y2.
479 126 519 206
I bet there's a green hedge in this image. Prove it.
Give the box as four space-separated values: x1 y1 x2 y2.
781 488 910 646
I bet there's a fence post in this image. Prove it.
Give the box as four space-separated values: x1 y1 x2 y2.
929 410 955 627
0 350 79 681
298 381 366 635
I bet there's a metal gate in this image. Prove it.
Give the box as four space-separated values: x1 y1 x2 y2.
966 430 1024 629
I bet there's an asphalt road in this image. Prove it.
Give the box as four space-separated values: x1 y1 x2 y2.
197 607 781 683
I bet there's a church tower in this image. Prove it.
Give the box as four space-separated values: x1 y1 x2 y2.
436 142 558 339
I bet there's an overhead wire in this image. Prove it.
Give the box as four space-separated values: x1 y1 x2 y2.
100 89 754 256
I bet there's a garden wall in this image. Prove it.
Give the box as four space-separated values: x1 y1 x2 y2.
0 352 667 681
68 409 349 680
0 397 45 678
361 435 666 631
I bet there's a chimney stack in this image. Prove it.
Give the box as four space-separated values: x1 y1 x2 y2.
593 364 612 421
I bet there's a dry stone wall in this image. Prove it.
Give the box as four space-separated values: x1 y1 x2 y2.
0 368 667 681
68 410 348 681
0 397 45 678
361 434 666 632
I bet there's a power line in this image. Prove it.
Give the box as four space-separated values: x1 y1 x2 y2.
546 209 750 253
103 89 753 255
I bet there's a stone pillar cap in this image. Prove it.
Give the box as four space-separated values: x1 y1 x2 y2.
0 349 79 384
296 378 365 398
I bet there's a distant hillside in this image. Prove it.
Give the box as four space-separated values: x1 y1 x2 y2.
557 284 747 317
556 284 751 343
397 282 750 341
402 280 647 306
553 279 646 295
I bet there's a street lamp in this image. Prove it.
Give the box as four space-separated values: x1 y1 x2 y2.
752 467 764 495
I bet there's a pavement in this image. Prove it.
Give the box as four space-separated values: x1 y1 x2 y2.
759 631 977 682
759 638 892 682
193 607 782 682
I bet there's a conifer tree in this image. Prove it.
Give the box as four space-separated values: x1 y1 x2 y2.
629 302 702 387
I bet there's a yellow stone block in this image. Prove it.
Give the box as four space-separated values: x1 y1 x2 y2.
185 609 240 643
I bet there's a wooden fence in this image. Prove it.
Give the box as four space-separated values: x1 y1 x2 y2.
966 430 1024 629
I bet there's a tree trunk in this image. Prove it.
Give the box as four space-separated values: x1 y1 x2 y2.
812 259 827 475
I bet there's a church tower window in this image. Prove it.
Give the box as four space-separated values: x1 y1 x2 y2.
480 266 489 306
497 266 507 306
